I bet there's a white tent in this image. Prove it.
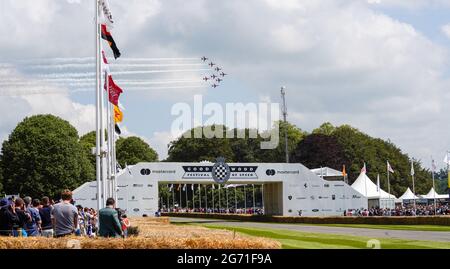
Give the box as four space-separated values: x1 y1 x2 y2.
420 188 450 200
351 172 396 199
398 187 419 200
351 172 396 209
311 167 343 178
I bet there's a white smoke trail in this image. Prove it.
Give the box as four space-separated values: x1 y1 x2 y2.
70 85 207 93
37 69 211 78
16 57 200 64
0 87 68 97
0 80 205 88
25 63 206 70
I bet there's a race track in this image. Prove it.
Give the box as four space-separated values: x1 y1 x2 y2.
170 217 450 242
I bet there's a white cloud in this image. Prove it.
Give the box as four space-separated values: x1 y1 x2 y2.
149 131 176 160
0 0 449 169
442 23 450 39
365 0 450 9
0 65 95 139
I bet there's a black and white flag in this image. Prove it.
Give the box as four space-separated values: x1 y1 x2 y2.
99 0 114 28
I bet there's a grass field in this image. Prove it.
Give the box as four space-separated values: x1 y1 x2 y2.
315 224 450 232
200 224 450 249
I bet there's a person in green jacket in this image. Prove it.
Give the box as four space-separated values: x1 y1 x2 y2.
98 198 123 238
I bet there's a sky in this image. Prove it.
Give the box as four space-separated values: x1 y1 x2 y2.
0 0 449 170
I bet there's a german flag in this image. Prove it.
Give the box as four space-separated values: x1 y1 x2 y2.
101 24 121 59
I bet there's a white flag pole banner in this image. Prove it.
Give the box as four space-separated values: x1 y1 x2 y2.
99 0 114 28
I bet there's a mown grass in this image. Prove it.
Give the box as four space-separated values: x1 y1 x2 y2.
314 224 450 232
200 225 450 249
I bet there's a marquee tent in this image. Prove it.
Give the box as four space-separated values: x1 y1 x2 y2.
398 187 419 201
351 172 396 208
420 188 449 200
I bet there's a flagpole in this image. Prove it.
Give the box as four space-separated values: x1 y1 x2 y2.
167 185 170 213
447 151 450 199
412 161 417 213
212 185 215 213
95 0 103 211
205 185 208 213
235 186 237 213
172 186 175 212
185 185 188 212
179 185 182 210
218 185 221 213
387 161 391 209
226 186 229 214
101 84 107 206
192 185 195 212
105 72 111 201
199 185 201 212
112 121 117 203
262 184 265 215
253 184 256 214
432 158 437 216
244 185 247 214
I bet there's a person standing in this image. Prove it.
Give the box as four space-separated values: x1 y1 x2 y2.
51 190 78 238
98 198 123 238
25 199 42 236
39 197 54 238
13 198 31 237
0 198 20 236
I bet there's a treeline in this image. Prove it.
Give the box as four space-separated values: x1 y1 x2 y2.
0 115 157 198
167 122 438 197
0 115 442 198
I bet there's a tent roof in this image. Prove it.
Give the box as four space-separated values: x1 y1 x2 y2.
351 172 396 199
420 188 450 199
398 187 419 200
311 167 343 177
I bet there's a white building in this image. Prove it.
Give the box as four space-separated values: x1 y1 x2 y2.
73 161 367 217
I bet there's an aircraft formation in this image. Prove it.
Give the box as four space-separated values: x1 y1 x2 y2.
201 56 227 88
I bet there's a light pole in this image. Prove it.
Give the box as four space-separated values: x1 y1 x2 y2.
281 86 289 163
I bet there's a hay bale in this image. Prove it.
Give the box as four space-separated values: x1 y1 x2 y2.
0 218 280 249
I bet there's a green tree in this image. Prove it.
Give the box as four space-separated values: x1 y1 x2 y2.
166 123 307 163
312 122 336 136
296 123 433 197
259 121 308 163
436 169 449 194
79 131 96 172
167 125 234 162
291 134 349 171
0 115 94 199
0 167 3 195
116 136 158 167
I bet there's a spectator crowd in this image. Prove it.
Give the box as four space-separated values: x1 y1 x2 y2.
0 190 130 238
161 206 265 215
345 204 450 217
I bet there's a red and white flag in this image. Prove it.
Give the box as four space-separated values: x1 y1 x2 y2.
104 75 123 106
101 49 110 73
